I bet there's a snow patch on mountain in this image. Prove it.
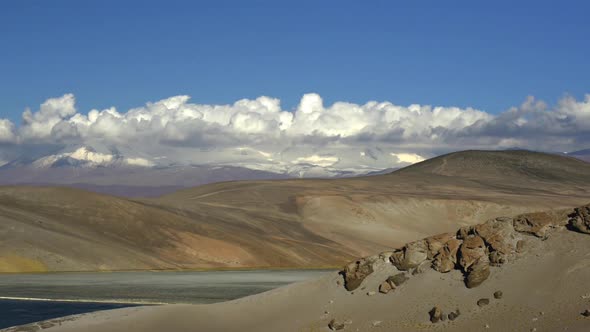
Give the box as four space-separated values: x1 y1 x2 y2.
31 146 154 168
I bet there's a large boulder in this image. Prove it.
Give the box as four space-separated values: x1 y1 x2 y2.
458 235 487 271
341 257 375 291
569 205 590 234
513 211 568 238
425 233 453 259
390 240 428 271
432 238 462 273
465 257 490 288
474 218 519 255
389 273 409 286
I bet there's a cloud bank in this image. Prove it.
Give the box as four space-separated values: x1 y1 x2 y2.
1 93 589 175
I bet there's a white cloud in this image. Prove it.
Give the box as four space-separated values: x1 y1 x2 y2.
391 153 425 164
1 92 590 175
293 155 340 167
20 94 77 140
0 119 15 143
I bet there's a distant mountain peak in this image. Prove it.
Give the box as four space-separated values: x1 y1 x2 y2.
30 145 155 169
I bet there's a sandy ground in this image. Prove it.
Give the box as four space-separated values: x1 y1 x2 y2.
9 229 590 332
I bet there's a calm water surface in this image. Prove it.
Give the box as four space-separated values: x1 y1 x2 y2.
0 269 332 329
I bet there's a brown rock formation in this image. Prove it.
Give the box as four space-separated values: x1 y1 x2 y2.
458 235 487 271
432 238 462 273
390 240 428 271
569 205 590 234
465 258 491 288
341 258 375 291
429 306 443 323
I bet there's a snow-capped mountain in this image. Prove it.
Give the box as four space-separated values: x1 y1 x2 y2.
30 146 155 168
0 143 402 197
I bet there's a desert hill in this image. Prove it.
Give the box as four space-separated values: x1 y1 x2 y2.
1 150 590 272
11 203 590 332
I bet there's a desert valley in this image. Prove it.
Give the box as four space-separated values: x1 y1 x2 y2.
1 150 590 331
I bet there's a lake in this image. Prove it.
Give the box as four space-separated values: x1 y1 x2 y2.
0 269 332 329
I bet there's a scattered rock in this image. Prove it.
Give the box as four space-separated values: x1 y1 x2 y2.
341 257 375 291
366 291 376 296
329 319 345 330
429 306 443 323
379 280 394 294
493 290 503 299
569 205 590 234
485 323 490 329
336 280 341 286
390 240 428 271
389 273 409 286
371 321 382 327
582 309 590 317
448 309 461 321
477 298 490 307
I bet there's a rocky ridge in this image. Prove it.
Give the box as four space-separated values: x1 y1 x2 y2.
341 202 590 293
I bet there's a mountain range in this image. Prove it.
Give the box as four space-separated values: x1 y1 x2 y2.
0 145 588 198
1 150 590 273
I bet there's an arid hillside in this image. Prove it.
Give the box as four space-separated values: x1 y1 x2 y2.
14 203 590 332
1 150 590 272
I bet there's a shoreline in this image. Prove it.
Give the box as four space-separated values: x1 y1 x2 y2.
0 265 339 275
0 297 164 305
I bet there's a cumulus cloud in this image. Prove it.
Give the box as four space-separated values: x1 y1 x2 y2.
0 119 16 143
1 92 590 175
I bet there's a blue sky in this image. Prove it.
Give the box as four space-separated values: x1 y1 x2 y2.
1 0 589 124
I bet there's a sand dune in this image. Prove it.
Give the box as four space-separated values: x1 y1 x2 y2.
1 150 590 272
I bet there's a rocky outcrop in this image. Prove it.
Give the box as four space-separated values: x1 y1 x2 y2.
475 217 520 255
458 235 487 270
425 233 453 259
513 211 567 238
569 205 590 234
340 204 590 293
341 257 375 291
432 238 462 273
390 240 428 271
